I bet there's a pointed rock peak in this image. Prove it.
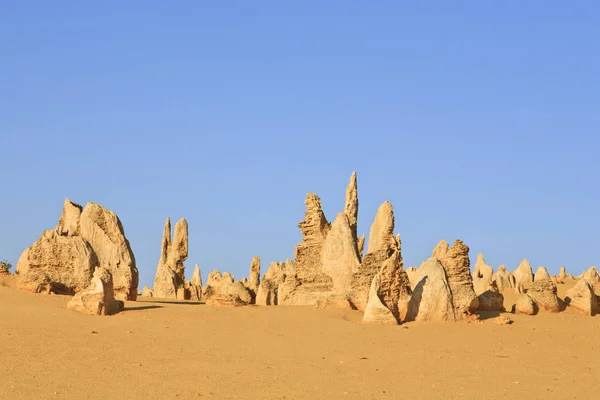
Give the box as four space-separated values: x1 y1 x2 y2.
344 172 358 240
559 266 566 277
250 256 261 290
518 259 531 269
162 217 172 244
357 234 366 258
432 239 450 258
191 264 202 286
56 198 84 236
534 266 551 281
367 201 395 254
298 193 329 238
498 264 507 272
477 253 485 263
172 218 189 257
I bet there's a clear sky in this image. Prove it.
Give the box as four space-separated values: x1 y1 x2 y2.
1 1 599 289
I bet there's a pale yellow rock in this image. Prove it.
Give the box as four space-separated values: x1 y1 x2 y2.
432 239 479 318
55 198 82 237
582 266 600 288
514 294 536 315
565 279 598 316
187 264 203 301
362 274 398 325
203 269 252 306
153 218 189 299
492 265 516 292
256 261 288 305
344 172 358 244
513 259 534 290
527 279 561 313
472 253 494 296
477 281 505 312
367 201 395 254
534 266 551 281
79 202 138 300
141 286 153 297
66 267 123 316
321 213 360 296
249 256 261 293
357 234 366 259
16 230 96 294
406 257 456 322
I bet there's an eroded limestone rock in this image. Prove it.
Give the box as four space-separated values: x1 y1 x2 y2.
432 239 479 318
513 259 534 290
473 253 494 296
565 279 598 316
492 265 515 292
66 267 123 316
406 257 456 322
152 218 188 299
534 266 551 281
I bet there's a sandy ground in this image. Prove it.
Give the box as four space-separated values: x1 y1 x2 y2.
1 282 599 400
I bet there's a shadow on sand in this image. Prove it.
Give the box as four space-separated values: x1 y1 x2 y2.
122 305 164 312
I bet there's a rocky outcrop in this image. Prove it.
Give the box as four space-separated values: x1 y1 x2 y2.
582 266 600 288
152 218 188 299
514 294 536 315
349 201 401 311
515 279 561 314
321 213 361 296
203 270 253 306
362 251 411 324
186 264 203 301
406 257 455 322
66 267 124 315
492 265 515 292
344 171 358 247
513 259 534 290
16 199 138 299
472 253 494 295
432 240 479 318
256 261 294 305
141 286 153 297
249 256 261 294
78 202 138 300
565 279 598 316
477 281 505 312
357 234 366 259
534 266 551 281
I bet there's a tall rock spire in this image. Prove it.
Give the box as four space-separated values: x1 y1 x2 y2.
344 172 358 242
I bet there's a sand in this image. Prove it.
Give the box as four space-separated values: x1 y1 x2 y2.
1 282 599 400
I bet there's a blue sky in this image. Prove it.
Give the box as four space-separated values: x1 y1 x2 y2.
1 1 599 288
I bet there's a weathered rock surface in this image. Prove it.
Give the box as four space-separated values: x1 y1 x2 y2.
406 257 456 322
513 259 534 290
534 266 551 281
362 275 397 324
16 199 138 300
79 202 138 300
432 240 479 318
514 294 536 315
249 256 261 293
153 218 188 299
357 234 366 259
203 270 252 306
321 213 360 296
362 251 410 324
141 286 153 297
565 279 598 316
344 171 358 247
477 281 505 312
349 201 401 311
492 265 515 292
472 253 494 295
187 264 203 301
16 230 96 294
256 261 292 305
582 266 600 288
66 267 123 315
526 279 561 313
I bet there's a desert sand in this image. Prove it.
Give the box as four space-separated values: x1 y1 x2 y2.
1 281 599 400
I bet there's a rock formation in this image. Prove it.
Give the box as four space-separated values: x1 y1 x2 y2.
78 202 138 300
362 251 411 324
249 256 261 294
492 265 515 292
514 279 561 315
406 257 456 322
186 264 203 301
582 266 600 288
256 261 293 305
513 259 534 290
152 218 188 299
344 171 358 247
141 286 153 297
565 279 598 316
203 270 253 306
477 281 505 312
66 267 124 315
432 239 479 318
534 266 551 281
16 199 138 299
472 253 494 295
349 201 402 311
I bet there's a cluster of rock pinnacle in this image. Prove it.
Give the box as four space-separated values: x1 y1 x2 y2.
8 173 600 319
